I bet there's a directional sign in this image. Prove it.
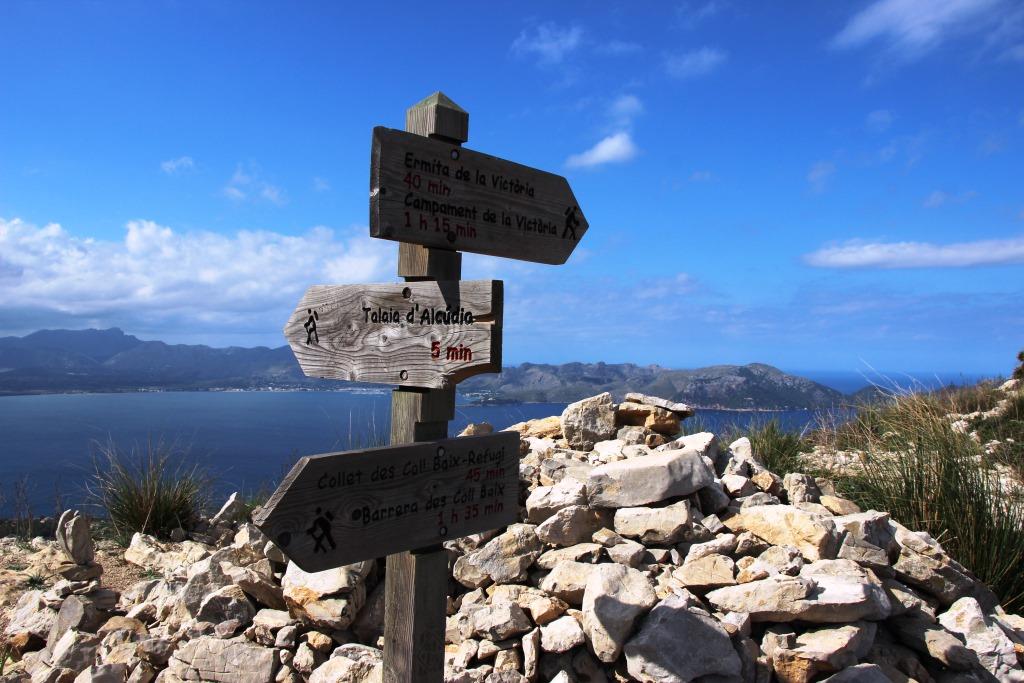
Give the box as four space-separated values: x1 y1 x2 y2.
370 126 589 265
253 432 520 572
285 279 501 389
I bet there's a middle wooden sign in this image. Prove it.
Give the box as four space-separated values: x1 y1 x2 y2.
284 279 502 389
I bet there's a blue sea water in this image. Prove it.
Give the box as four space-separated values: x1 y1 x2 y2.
0 391 822 515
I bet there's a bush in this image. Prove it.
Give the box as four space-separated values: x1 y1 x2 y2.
826 390 1024 612
87 438 211 545
734 419 808 477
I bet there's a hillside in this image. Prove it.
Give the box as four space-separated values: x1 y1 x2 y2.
460 361 845 409
0 328 843 409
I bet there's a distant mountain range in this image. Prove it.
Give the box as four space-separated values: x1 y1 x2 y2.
0 328 855 409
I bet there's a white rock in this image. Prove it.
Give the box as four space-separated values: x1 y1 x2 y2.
624 594 742 682
723 505 840 561
56 510 95 565
539 615 585 653
587 450 713 508
167 636 279 682
282 560 372 630
613 501 693 544
560 393 617 450
938 597 1024 681
535 506 608 547
581 563 657 663
524 480 587 524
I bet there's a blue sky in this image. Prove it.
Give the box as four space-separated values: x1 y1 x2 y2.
1 1 1022 376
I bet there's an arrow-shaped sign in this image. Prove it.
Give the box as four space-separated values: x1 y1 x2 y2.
254 432 520 573
285 279 502 389
370 126 589 265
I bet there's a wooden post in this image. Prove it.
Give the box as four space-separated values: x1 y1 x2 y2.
383 92 469 683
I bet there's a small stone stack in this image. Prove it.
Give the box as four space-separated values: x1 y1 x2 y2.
2 391 1023 683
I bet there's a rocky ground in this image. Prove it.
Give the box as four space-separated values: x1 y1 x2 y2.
2 391 1023 682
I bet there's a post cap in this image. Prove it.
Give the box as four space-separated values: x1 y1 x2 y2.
406 91 469 143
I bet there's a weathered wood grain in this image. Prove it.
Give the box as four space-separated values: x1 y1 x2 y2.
284 279 502 389
370 126 589 264
253 432 519 573
383 548 447 683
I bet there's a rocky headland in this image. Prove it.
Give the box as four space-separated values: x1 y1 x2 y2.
1 391 1022 682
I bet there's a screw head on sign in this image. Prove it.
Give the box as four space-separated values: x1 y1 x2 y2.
400 370 408 381
402 287 411 299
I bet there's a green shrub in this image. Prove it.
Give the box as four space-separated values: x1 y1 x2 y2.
87 438 211 545
827 391 1024 612
972 391 1024 479
734 419 808 477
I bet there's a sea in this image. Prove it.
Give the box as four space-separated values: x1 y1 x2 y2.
0 390 827 516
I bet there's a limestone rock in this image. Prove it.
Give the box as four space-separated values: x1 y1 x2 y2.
622 393 693 417
613 501 693 544
674 554 736 590
888 615 979 670
723 505 840 561
505 416 561 439
538 561 599 606
614 403 680 436
761 622 876 683
524 480 587 524
72 664 129 683
281 560 371 630
167 636 278 682
5 590 57 643
535 506 608 547
472 602 532 641
459 422 494 437
50 630 101 673
581 563 657 663
623 594 741 682
196 585 256 627
56 510 94 566
587 449 713 508
454 525 543 588
123 532 210 572
783 473 822 504
821 664 891 682
938 597 1024 681
560 393 617 450
540 615 585 653
211 492 248 526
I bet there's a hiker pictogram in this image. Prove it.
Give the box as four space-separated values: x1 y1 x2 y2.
306 507 336 554
304 309 319 345
563 205 581 240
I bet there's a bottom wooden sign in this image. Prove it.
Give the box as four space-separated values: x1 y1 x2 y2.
253 432 520 572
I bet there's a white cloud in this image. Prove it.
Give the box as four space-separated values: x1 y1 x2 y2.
677 1 726 28
665 47 727 78
223 163 287 205
160 156 194 174
511 23 583 65
807 161 836 193
609 94 643 128
804 235 1024 268
866 109 893 132
832 0 1005 58
566 132 638 169
689 170 716 182
313 177 331 192
0 217 394 328
923 190 977 208
600 40 642 55
634 273 697 299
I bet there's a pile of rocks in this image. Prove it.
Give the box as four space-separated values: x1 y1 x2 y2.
3 391 1023 682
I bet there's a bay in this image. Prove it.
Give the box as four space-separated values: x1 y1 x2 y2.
0 391 823 516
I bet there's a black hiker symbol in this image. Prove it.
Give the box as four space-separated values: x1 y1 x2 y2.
306 507 335 554
304 309 319 345
563 205 581 240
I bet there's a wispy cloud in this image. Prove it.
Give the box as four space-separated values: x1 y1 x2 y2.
223 163 287 206
832 0 1009 60
0 216 393 335
160 156 194 174
689 170 716 182
608 94 643 129
923 189 977 208
866 109 893 132
313 177 331 192
665 47 727 78
566 132 638 169
807 161 836 193
511 23 583 65
805 236 1024 268
634 273 697 299
676 1 727 28
600 40 642 55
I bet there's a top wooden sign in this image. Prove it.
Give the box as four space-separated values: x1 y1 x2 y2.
370 127 589 265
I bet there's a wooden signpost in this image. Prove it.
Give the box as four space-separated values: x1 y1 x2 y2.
258 91 588 683
285 279 502 389
254 431 519 573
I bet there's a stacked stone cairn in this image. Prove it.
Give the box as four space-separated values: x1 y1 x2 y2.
4 392 1024 682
